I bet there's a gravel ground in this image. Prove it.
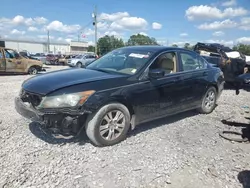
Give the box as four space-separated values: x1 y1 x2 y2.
0 65 250 188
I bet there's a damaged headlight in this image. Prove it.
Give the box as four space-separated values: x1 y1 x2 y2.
37 90 95 109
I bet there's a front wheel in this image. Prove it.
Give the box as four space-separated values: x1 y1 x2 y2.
197 86 217 114
28 67 38 75
76 62 82 68
85 103 131 147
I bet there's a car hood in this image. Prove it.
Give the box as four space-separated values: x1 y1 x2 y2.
22 68 126 95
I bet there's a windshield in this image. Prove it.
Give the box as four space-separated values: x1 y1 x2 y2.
86 48 153 75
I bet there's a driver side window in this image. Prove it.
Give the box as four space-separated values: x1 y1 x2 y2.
149 52 177 75
4 49 16 59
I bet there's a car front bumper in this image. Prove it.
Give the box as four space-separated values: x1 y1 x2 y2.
15 97 43 122
15 96 89 137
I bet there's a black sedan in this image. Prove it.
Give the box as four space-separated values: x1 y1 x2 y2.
15 46 225 146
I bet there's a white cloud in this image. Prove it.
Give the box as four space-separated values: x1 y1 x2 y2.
0 15 48 26
97 12 148 32
65 38 72 43
212 31 225 36
236 37 250 44
180 33 188 37
88 41 95 46
114 17 148 30
38 35 54 40
83 28 95 36
28 26 38 32
152 22 162 30
104 30 123 38
11 29 25 35
171 41 194 47
46 20 81 33
139 32 148 36
239 17 250 30
205 39 234 47
185 5 248 21
222 0 237 7
198 19 238 30
34 17 48 25
99 12 130 22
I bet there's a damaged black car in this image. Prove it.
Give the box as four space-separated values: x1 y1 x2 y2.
15 46 224 146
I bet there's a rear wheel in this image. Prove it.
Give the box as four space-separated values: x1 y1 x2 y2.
28 66 38 75
197 86 217 114
85 103 131 147
76 62 82 68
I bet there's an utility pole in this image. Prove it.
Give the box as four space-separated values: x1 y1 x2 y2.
93 6 98 54
47 30 50 53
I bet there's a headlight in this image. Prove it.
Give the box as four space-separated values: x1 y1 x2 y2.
37 90 95 109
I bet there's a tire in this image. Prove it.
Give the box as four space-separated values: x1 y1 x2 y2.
28 66 38 75
197 86 217 114
76 62 82 68
85 103 131 147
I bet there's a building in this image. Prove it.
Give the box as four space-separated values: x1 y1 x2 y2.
0 39 89 54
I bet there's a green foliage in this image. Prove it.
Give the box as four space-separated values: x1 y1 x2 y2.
97 35 124 55
172 44 178 47
232 43 250 55
87 45 95 52
126 34 158 46
183 43 194 50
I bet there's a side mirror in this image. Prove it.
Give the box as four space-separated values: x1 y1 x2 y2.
148 69 165 79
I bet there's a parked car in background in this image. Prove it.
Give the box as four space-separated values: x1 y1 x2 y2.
58 55 72 65
67 54 97 68
46 54 60 65
19 51 40 61
31 53 47 63
0 47 45 74
15 46 224 146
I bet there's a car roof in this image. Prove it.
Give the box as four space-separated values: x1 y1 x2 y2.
117 45 192 53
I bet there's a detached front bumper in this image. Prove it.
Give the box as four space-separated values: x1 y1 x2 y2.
15 96 89 136
15 97 43 122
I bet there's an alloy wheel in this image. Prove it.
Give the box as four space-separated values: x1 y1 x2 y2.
204 90 215 110
99 110 125 141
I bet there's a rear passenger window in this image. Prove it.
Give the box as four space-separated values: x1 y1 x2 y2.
180 52 207 71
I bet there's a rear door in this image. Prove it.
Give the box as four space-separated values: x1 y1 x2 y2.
0 48 6 72
177 50 209 109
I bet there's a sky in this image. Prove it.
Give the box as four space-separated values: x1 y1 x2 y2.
0 0 250 47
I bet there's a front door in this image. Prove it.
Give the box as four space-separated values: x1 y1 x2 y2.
0 49 6 72
130 51 185 122
4 49 24 72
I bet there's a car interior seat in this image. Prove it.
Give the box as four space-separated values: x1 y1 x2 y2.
159 58 174 74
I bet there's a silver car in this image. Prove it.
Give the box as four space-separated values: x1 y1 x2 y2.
67 54 97 68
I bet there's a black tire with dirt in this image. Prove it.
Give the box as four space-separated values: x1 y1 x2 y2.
85 103 131 147
197 86 217 114
28 66 38 75
76 62 82 68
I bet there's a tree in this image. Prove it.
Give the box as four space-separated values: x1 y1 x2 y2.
172 44 178 47
183 43 194 50
232 43 250 55
97 35 125 55
87 45 95 52
126 34 158 46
